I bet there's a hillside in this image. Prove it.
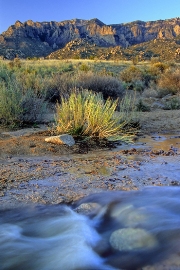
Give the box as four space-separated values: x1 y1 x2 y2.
47 37 180 62
0 17 179 61
47 38 124 60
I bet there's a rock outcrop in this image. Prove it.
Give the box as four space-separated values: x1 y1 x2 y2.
0 17 179 59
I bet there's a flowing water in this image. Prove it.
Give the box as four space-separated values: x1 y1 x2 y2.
1 133 180 269
136 133 180 152
1 187 180 270
117 132 180 152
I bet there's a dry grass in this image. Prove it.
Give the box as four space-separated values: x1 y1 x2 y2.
55 90 126 139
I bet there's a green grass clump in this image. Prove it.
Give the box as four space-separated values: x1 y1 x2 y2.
55 90 125 139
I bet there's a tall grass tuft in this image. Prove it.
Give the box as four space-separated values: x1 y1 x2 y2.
55 90 126 139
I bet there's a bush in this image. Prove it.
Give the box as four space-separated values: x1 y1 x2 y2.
19 91 47 123
21 69 124 104
75 72 125 100
55 90 125 139
15 71 48 97
151 62 168 73
0 77 47 126
45 72 75 102
8 58 22 69
79 63 90 72
142 88 159 98
132 80 145 92
0 80 23 125
136 99 150 112
120 66 143 83
157 68 180 94
119 66 148 91
163 97 180 110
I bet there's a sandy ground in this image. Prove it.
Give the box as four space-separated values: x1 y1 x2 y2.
138 109 180 133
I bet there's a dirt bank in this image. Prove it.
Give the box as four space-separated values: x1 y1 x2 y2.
0 109 180 208
0 109 180 158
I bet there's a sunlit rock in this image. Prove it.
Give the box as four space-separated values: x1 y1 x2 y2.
45 134 75 146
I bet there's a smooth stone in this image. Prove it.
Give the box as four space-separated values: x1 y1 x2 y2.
110 203 148 227
109 228 158 251
75 203 101 214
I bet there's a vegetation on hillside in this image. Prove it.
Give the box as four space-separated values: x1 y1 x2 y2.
46 37 180 63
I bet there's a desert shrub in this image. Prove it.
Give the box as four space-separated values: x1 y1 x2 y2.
8 57 22 69
89 55 95 60
146 62 169 82
157 68 180 94
55 90 125 139
0 64 13 84
136 99 150 112
142 68 159 85
163 97 180 110
45 72 76 102
75 72 125 100
79 63 90 72
19 90 47 123
150 57 160 64
152 62 168 73
119 66 148 91
13 64 125 103
61 63 74 72
119 66 143 83
0 80 23 125
155 88 172 98
132 56 139 65
15 71 48 96
0 77 47 126
142 87 159 98
132 80 145 92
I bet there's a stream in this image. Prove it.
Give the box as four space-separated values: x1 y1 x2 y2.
0 133 180 269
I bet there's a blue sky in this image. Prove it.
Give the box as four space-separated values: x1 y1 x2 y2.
0 0 180 34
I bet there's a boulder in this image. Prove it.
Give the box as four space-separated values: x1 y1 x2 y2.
45 134 75 146
109 228 158 251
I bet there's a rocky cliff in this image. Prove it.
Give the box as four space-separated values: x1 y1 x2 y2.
0 17 179 59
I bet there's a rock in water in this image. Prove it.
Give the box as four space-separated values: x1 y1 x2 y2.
109 228 158 251
45 134 75 146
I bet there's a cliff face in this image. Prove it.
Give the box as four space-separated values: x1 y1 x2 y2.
0 17 179 59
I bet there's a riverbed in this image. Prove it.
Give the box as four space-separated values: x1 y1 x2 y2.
0 131 180 208
0 129 180 269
